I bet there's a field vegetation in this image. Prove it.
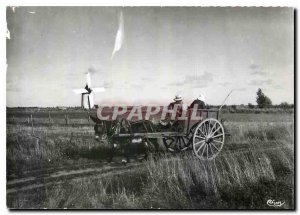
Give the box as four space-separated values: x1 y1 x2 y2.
6 108 294 209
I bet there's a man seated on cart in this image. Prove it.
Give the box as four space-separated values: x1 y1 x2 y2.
160 94 186 129
190 94 205 109
189 94 206 123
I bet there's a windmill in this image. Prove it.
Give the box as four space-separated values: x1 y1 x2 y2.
73 72 105 109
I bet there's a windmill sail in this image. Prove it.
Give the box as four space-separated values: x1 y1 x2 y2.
92 87 106 92
73 71 106 109
111 11 124 59
73 89 88 94
86 72 92 87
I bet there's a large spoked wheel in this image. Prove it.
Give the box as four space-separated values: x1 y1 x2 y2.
193 118 225 160
163 136 190 152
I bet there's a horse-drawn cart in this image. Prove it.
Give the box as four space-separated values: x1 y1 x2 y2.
92 108 225 161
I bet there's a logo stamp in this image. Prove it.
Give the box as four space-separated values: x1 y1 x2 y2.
267 199 285 207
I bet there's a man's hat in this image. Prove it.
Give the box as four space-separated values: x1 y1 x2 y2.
197 94 205 102
174 94 183 101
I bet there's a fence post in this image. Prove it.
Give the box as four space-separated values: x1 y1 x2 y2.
65 114 69 125
48 112 51 123
30 114 34 134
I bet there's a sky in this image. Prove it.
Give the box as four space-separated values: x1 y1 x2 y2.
6 7 294 107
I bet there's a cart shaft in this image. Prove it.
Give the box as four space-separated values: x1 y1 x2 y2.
115 132 186 139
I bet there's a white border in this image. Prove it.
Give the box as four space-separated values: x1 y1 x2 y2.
0 0 299 7
1 0 298 214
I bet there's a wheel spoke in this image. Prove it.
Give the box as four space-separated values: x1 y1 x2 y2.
201 145 207 157
206 144 209 159
175 137 179 150
206 122 210 135
213 139 224 144
205 122 209 135
194 140 205 145
202 124 207 136
196 141 206 154
211 142 220 152
167 138 175 147
199 128 205 136
207 120 211 134
178 137 182 150
195 135 205 140
180 137 186 148
209 121 218 136
211 133 223 139
210 126 221 137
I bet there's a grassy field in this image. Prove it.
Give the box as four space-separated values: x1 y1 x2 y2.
6 109 294 209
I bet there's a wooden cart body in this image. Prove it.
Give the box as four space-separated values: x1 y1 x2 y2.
94 108 225 160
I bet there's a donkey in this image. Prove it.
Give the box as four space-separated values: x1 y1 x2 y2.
91 116 158 164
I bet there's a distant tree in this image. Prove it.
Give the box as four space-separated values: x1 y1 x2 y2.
256 88 272 108
248 103 255 109
231 105 237 110
279 102 293 109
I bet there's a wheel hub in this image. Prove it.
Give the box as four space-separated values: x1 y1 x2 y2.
205 136 213 144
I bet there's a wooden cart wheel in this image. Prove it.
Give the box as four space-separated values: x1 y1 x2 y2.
163 135 190 152
192 118 225 160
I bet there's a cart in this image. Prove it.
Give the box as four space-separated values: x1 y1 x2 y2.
94 108 225 160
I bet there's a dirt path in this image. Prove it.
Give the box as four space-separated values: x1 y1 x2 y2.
6 161 143 195
7 142 292 195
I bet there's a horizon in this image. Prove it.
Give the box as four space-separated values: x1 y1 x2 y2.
6 101 294 108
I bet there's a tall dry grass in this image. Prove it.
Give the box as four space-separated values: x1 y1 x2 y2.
7 113 294 209
8 144 294 209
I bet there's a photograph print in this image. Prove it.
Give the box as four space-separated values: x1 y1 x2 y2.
6 6 294 209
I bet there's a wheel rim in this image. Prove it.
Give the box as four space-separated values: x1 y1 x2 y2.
193 118 225 160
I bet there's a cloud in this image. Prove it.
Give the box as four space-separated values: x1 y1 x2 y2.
249 64 260 70
103 81 113 88
131 84 143 89
168 71 214 88
249 64 267 76
248 79 272 86
185 71 215 88
273 84 284 90
219 82 231 86
234 87 246 91
7 81 20 92
7 85 20 92
141 77 153 82
88 67 100 74
160 86 168 89
169 81 185 87
251 70 267 75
